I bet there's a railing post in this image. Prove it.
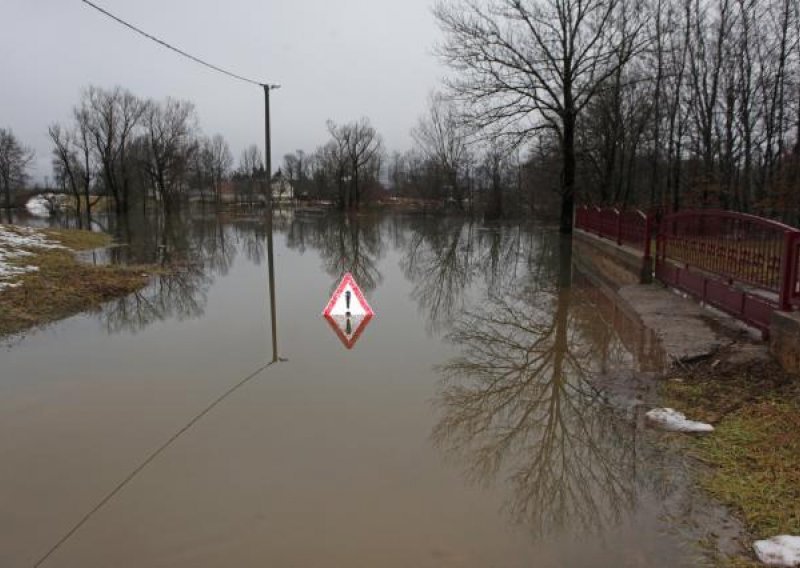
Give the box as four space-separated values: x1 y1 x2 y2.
615 208 622 245
643 212 653 260
594 206 602 237
778 231 798 311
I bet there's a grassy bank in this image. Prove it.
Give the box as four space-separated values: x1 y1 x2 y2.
663 348 800 565
0 226 153 337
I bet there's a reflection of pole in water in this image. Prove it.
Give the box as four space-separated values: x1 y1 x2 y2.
345 315 352 335
559 234 574 290
266 213 278 363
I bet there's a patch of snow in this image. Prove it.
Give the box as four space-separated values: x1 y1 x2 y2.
0 224 64 291
754 535 800 567
25 195 52 217
645 407 714 433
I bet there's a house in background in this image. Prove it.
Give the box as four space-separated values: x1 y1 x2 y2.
271 169 294 203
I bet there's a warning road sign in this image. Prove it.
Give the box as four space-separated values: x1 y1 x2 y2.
322 272 374 349
322 272 374 317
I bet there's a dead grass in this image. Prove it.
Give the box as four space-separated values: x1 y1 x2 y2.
663 351 800 565
0 228 154 337
41 228 111 250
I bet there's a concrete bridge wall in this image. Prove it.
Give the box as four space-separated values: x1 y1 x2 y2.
573 228 800 374
573 229 652 289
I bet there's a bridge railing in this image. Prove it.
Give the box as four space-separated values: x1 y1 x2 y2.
655 209 800 333
782 231 800 309
575 205 653 258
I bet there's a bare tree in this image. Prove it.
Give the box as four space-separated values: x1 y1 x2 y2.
141 98 198 214
202 134 233 205
81 86 147 215
236 144 264 205
327 118 384 209
48 124 86 227
282 150 308 187
435 0 645 231
412 93 470 207
0 128 35 222
306 141 346 202
686 0 733 203
73 108 96 223
479 140 509 218
239 144 264 177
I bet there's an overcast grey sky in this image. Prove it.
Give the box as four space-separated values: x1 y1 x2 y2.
1 0 445 181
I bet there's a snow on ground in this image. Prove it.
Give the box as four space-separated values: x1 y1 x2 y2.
645 407 715 433
25 195 52 217
754 535 800 566
0 225 64 291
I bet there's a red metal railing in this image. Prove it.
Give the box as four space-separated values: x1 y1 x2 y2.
784 232 800 308
575 205 653 258
655 209 800 334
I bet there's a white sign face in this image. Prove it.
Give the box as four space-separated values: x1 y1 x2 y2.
322 273 374 317
328 282 367 316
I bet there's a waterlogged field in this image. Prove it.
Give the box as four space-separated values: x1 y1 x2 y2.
1 211 713 567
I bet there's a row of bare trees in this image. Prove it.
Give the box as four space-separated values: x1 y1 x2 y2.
432 0 800 230
576 0 800 218
279 118 385 210
48 86 235 226
389 94 537 220
48 89 391 220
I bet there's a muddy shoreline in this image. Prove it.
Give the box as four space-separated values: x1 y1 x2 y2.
602 276 799 566
0 225 155 338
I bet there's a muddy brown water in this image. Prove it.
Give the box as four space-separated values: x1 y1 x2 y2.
1 211 705 567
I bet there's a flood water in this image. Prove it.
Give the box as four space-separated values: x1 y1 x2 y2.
1 210 702 567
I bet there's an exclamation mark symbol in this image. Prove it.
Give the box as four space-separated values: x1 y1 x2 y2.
345 316 352 335
345 290 351 311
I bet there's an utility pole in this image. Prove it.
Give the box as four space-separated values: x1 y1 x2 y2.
263 83 280 362
263 84 280 208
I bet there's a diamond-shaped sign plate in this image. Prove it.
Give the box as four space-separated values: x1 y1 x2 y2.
322 272 375 349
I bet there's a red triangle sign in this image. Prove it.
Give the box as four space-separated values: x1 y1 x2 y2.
322 273 374 350
322 272 375 317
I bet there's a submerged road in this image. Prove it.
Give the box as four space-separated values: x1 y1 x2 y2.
1 212 703 567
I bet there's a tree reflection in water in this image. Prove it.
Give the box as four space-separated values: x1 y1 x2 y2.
101 267 210 334
402 218 476 331
434 237 646 540
401 217 553 333
99 213 238 334
283 212 384 292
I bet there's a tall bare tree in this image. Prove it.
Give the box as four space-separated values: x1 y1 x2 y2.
0 128 34 222
141 98 198 214
238 144 263 177
201 134 233 205
282 150 307 187
48 124 86 227
80 86 147 215
435 0 645 231
327 118 384 209
73 108 96 223
412 93 470 207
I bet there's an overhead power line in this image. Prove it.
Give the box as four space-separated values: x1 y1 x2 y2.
80 0 270 87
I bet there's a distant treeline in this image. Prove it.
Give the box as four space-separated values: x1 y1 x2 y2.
3 86 539 225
